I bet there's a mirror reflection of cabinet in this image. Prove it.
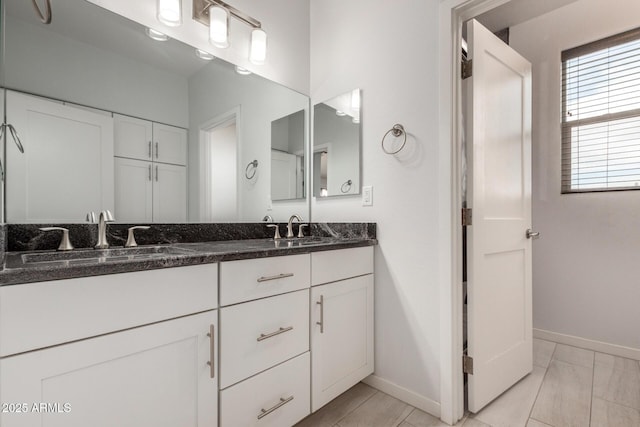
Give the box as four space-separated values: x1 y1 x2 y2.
5 91 115 223
114 115 187 223
313 89 361 198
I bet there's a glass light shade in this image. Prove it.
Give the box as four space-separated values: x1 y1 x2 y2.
235 66 252 75
249 28 267 65
335 110 347 117
145 27 169 41
351 89 361 111
209 5 229 48
196 49 215 61
157 0 181 27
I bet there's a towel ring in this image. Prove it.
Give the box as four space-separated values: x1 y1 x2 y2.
341 179 352 193
245 160 258 179
31 0 52 24
381 124 407 155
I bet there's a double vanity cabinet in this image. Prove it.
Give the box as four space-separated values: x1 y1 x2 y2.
0 244 374 427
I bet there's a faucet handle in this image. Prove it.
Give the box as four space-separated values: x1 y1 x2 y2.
298 224 309 238
266 224 282 240
86 211 96 223
101 209 115 222
125 226 150 248
39 227 74 251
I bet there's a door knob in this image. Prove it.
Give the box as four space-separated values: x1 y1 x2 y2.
526 229 540 239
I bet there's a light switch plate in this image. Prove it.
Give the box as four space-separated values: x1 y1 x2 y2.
362 186 373 206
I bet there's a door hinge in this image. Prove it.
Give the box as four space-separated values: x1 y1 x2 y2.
463 355 474 375
462 208 472 226
462 59 473 79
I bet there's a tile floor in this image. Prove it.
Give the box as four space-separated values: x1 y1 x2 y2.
295 339 640 427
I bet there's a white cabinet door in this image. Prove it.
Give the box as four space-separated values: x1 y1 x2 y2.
0 310 218 427
114 157 153 222
310 274 374 411
114 114 153 161
5 91 114 222
153 162 187 222
153 122 187 165
271 150 298 201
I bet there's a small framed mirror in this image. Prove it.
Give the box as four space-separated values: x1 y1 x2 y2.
313 89 361 198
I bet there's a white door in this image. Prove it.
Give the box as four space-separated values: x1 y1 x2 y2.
114 157 153 222
465 19 533 413
310 275 374 411
0 310 218 427
114 114 153 161
271 149 298 200
5 91 114 223
154 122 187 165
153 163 187 222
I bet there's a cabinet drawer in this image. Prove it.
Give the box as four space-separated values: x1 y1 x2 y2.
221 352 310 427
0 264 218 357
220 254 310 306
311 246 374 286
220 289 309 389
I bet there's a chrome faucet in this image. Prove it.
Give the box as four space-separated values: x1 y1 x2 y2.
95 210 115 249
286 214 302 238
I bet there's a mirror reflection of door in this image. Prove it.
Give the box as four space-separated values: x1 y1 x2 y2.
270 110 305 201
313 150 329 197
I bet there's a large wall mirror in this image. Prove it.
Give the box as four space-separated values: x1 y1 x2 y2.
1 0 309 224
313 89 362 198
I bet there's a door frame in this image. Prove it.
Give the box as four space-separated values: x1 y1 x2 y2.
198 106 241 221
437 0 515 424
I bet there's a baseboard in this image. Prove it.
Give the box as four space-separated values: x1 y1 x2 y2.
362 374 441 419
533 328 640 361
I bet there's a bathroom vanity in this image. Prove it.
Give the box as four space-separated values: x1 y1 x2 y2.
0 230 375 427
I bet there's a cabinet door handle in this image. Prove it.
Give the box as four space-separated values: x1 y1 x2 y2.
148 141 152 158
257 396 294 420
206 324 215 379
316 295 324 333
155 142 159 159
257 273 294 283
148 164 152 181
257 326 293 342
155 165 159 182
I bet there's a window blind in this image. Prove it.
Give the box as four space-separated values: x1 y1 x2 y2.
561 27 640 193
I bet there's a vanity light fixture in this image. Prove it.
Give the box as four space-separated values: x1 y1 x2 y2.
145 27 170 41
193 0 267 63
235 66 251 75
196 49 215 60
157 0 182 27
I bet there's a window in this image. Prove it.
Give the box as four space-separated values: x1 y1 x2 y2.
562 27 640 193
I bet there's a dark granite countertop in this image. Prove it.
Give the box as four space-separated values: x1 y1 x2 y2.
0 237 377 286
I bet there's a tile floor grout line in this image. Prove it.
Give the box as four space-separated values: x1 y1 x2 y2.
525 352 552 424
588 351 596 427
333 389 380 426
399 408 417 425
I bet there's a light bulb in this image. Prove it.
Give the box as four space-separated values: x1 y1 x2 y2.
351 89 360 111
335 110 347 117
249 28 267 65
235 66 252 75
145 27 169 41
209 5 229 49
157 0 181 27
196 49 215 61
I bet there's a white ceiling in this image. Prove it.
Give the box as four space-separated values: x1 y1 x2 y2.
476 0 580 32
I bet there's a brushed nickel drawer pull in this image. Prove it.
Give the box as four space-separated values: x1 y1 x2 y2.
257 396 294 420
148 141 152 158
257 326 294 342
316 295 324 333
206 324 215 379
257 273 294 282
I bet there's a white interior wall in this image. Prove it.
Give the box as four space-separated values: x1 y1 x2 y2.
510 0 640 351
188 61 308 222
87 0 310 95
311 0 443 412
4 18 188 127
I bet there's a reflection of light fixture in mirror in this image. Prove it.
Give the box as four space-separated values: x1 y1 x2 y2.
250 28 267 65
145 27 170 41
196 49 215 60
157 0 182 27
235 66 252 75
193 0 267 63
321 188 328 197
352 116 360 124
208 5 229 48
351 89 361 111
335 110 347 117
